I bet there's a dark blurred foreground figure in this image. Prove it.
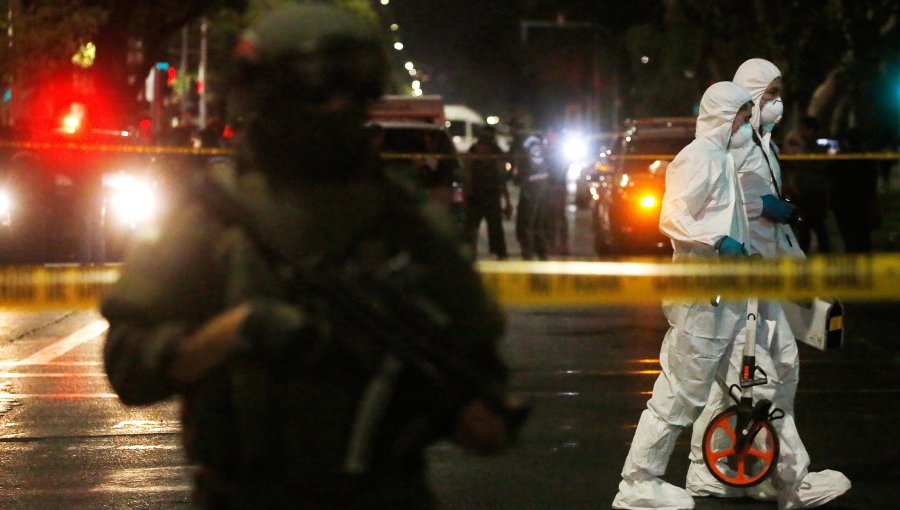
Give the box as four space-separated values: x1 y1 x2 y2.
101 3 522 509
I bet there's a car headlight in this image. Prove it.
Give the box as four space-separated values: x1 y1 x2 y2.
562 134 589 163
0 189 12 216
103 173 159 226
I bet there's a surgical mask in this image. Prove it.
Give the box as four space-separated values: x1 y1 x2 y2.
729 122 753 149
759 98 783 133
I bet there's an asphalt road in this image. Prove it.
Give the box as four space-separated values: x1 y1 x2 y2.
0 204 897 509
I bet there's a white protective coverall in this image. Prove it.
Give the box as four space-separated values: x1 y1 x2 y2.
612 81 751 510
686 58 851 509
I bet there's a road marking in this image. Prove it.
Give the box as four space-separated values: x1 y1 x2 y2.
0 393 119 398
15 320 109 366
0 373 107 378
0 361 103 367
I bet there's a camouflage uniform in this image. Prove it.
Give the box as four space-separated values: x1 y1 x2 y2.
101 4 509 508
102 162 508 509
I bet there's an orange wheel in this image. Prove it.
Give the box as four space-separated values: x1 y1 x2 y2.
702 408 779 487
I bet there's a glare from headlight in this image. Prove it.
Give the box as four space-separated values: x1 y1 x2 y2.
0 189 11 216
640 195 657 208
562 135 589 163
105 174 158 225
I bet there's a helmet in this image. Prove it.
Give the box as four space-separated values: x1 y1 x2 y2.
234 2 386 104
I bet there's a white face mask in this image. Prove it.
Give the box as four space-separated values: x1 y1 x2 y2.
729 122 753 149
759 98 783 133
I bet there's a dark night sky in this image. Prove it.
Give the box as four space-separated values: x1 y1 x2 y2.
388 1 662 118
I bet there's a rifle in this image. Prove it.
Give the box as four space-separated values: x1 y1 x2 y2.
189 170 529 472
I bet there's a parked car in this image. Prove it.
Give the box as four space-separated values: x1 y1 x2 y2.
0 102 162 264
571 132 617 209
591 117 695 256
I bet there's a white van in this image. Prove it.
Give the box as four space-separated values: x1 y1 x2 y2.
443 104 509 153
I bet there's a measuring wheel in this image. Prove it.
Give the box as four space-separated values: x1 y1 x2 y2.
702 406 779 487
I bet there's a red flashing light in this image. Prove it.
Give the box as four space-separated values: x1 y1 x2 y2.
62 114 81 133
196 80 204 93
222 124 234 139
167 67 177 86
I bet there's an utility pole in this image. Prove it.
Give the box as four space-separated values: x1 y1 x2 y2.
179 26 189 120
198 18 208 128
6 0 22 127
519 17 608 133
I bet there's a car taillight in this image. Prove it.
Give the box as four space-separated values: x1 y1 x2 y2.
639 195 657 209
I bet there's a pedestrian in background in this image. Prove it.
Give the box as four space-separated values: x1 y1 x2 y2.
199 116 225 148
508 120 549 260
416 129 458 209
831 127 879 253
543 129 570 257
102 3 520 509
464 125 512 259
782 116 831 253
612 81 753 510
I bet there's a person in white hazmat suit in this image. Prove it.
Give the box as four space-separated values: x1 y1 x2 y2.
611 81 754 510
686 58 851 509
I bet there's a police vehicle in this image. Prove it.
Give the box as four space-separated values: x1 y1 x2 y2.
590 117 695 256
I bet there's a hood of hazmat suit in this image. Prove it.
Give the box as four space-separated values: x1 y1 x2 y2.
734 58 781 132
733 58 804 258
659 81 751 260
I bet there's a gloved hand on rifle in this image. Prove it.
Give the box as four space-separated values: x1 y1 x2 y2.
238 300 330 366
454 396 530 454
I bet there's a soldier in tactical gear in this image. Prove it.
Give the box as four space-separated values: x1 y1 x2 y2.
101 3 518 509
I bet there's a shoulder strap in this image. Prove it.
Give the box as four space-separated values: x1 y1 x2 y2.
751 131 782 198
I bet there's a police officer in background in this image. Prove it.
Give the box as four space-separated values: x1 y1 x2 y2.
508 120 549 260
464 125 512 259
101 3 519 509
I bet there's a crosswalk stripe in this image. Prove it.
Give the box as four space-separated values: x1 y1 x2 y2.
15 320 109 366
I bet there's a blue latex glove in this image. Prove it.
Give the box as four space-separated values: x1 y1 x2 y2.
715 236 748 257
761 194 797 224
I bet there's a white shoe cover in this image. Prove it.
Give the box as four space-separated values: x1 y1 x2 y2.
612 477 695 510
779 470 851 509
684 461 743 498
745 478 777 501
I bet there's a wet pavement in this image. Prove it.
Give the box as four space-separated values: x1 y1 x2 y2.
0 204 897 508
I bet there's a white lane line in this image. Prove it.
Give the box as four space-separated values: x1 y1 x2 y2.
15 320 109 366
0 393 120 398
0 361 103 367
0 373 107 378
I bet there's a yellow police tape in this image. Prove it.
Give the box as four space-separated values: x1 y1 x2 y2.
0 140 231 156
2 140 899 161
0 255 899 310
477 254 900 306
0 265 120 311
617 153 900 161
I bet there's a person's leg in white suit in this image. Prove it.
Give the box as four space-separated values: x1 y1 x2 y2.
613 301 742 510
686 302 850 509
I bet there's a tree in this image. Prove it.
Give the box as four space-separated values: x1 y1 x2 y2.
0 0 248 127
623 0 900 147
